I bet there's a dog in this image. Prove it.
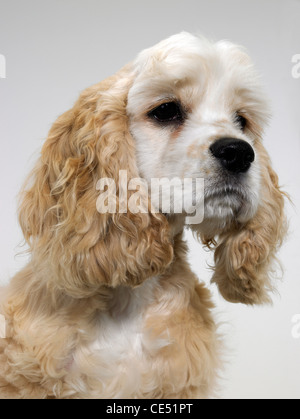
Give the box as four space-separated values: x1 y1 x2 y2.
0 32 286 399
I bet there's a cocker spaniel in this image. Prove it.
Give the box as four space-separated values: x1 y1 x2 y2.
0 32 286 399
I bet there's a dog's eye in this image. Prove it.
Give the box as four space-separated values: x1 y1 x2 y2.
235 114 247 131
148 102 184 123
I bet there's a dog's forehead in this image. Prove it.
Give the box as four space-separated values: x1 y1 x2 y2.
128 33 259 107
133 34 208 81
127 32 260 117
132 32 250 78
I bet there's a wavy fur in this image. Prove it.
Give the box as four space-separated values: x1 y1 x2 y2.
0 32 286 398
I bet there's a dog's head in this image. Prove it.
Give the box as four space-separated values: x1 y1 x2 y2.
19 32 286 303
128 33 267 229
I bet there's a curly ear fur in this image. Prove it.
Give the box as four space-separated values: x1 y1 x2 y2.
209 141 287 305
18 66 173 298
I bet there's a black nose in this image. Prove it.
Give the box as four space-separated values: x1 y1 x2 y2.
210 137 255 173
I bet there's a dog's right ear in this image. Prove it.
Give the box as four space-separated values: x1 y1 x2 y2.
201 141 287 305
19 66 174 297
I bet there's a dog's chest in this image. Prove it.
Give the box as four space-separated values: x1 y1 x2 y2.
70 278 165 397
92 282 154 355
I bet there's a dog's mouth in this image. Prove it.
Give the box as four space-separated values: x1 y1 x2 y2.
204 177 250 201
205 184 247 200
203 182 254 221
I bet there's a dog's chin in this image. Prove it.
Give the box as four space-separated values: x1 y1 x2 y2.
200 189 259 234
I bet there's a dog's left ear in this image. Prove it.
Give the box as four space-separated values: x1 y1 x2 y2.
206 142 287 305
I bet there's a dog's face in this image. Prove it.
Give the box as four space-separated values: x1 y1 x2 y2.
127 33 269 233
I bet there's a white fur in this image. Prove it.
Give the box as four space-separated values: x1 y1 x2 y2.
127 32 268 227
64 277 173 398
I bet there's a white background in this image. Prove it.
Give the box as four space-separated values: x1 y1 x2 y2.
0 0 299 399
